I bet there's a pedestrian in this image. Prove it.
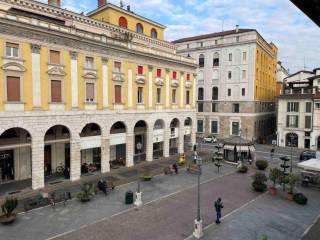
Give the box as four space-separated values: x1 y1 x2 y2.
97 179 107 195
214 197 224 224
173 163 178 174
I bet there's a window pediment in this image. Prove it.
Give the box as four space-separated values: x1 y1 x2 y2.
155 78 164 86
171 79 179 88
47 66 66 76
185 81 192 89
136 76 145 85
82 72 98 80
1 62 26 72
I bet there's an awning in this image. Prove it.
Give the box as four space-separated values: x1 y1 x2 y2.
223 145 255 152
298 158 320 172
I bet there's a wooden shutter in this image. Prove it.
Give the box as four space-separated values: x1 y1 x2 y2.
86 83 94 101
50 50 60 64
6 76 20 102
186 90 190 104
157 69 161 77
51 80 62 102
138 66 143 75
173 71 177 79
186 74 190 81
115 85 122 103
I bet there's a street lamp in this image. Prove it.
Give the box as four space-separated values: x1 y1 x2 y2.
134 142 143 207
289 134 295 174
238 129 243 167
193 145 203 239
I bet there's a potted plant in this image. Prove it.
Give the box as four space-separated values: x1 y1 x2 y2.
255 160 269 171
76 183 95 202
0 197 18 224
293 193 308 205
252 172 268 192
140 171 153 181
268 168 282 196
286 174 301 201
238 165 248 173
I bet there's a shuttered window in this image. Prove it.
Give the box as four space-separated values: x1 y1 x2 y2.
86 83 95 102
85 57 94 69
114 61 121 72
115 85 122 103
51 80 62 102
172 89 176 104
50 50 60 64
172 71 177 79
138 66 143 75
156 68 162 78
186 90 190 105
6 76 20 102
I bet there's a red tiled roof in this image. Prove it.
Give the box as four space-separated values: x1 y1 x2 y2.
172 29 256 43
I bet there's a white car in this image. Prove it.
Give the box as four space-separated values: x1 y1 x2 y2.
203 135 217 143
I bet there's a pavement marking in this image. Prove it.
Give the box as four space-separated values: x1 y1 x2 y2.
184 192 268 240
299 213 320 240
44 169 236 240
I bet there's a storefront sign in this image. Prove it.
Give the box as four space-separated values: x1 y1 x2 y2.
110 133 126 146
80 136 101 150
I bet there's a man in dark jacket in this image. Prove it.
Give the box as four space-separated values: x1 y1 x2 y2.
214 197 224 224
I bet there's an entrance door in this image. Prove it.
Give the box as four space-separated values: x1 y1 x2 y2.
44 145 52 176
318 137 320 151
0 150 14 181
305 139 310 149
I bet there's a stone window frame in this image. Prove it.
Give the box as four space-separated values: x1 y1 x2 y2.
113 59 123 74
210 119 219 134
4 40 22 59
197 119 205 133
230 118 241 136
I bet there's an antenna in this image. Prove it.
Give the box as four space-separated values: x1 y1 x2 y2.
303 56 306 71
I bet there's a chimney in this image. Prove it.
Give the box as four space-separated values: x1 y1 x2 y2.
48 0 61 7
235 25 239 33
98 0 107 8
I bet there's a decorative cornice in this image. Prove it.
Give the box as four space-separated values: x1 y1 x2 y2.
30 44 41 54
69 51 78 60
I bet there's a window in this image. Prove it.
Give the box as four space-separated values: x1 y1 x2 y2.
199 42 203 47
114 61 121 73
316 102 320 109
306 102 312 113
156 88 161 104
213 53 219 67
186 73 190 81
187 44 190 49
228 89 231 96
137 87 143 103
115 85 122 104
186 90 190 105
233 103 240 113
236 36 239 42
199 54 205 68
305 116 312 129
198 88 204 100
242 88 246 96
198 103 204 112
211 121 218 134
173 71 177 79
86 82 94 102
197 120 204 133
6 76 20 102
286 115 299 128
119 16 128 28
212 103 218 112
138 65 143 75
50 50 60 64
136 23 143 33
85 56 94 69
242 70 246 79
6 42 19 58
212 87 218 100
215 40 218 45
228 53 232 62
243 52 247 61
151 28 158 39
51 80 62 103
156 68 162 78
172 89 176 104
228 71 232 79
232 122 240 135
287 102 299 112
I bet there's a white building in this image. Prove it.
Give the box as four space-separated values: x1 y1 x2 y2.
277 68 320 150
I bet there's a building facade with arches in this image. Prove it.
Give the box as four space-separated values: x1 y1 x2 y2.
173 28 278 142
0 0 197 190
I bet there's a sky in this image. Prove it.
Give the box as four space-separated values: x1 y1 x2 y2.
37 0 320 73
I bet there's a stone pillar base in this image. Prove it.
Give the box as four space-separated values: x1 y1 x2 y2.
193 219 204 239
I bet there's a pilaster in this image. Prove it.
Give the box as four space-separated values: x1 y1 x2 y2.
70 51 79 109
148 65 153 109
180 71 185 108
165 68 170 109
101 137 110 173
146 131 153 162
128 69 133 109
178 127 184 154
164 128 170 157
102 57 109 109
31 139 44 190
31 44 42 109
70 139 81 181
126 134 134 167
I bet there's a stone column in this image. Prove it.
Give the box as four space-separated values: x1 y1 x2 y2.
70 51 79 109
128 68 133 109
31 44 42 110
126 134 134 167
31 138 44 190
70 139 81 182
101 138 110 173
148 65 153 109
164 128 170 157
146 131 153 162
165 68 170 109
102 57 109 109
180 71 184 108
178 127 184 154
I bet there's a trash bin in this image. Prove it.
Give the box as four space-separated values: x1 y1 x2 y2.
125 191 134 205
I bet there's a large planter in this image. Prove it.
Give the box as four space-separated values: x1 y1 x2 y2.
0 214 17 225
268 187 277 196
287 192 294 201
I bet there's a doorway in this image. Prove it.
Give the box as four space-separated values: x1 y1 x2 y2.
0 150 14 182
44 145 52 176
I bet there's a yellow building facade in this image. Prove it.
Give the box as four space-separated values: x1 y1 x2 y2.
0 0 197 190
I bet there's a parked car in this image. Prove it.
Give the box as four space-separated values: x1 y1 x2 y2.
203 134 217 144
300 150 316 161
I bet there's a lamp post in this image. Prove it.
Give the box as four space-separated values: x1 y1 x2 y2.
238 129 243 167
289 134 295 174
134 142 143 207
193 145 203 239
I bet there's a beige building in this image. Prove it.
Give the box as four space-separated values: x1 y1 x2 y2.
0 0 197 190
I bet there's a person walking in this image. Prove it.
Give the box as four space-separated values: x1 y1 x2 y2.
214 197 224 224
